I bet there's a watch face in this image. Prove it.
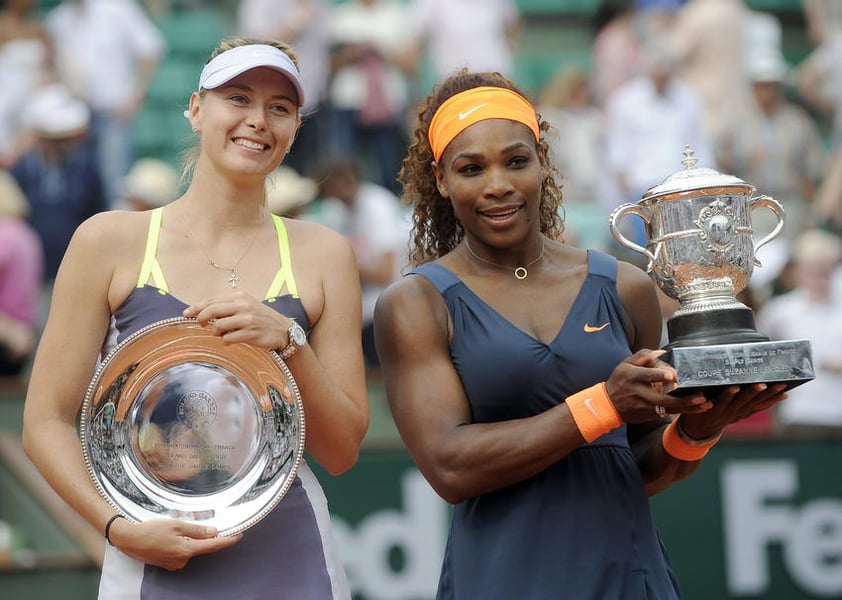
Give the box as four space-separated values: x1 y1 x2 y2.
290 323 306 346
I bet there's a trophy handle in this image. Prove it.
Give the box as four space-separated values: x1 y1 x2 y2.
750 195 785 266
608 203 656 265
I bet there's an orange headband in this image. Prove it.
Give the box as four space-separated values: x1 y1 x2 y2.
428 86 540 162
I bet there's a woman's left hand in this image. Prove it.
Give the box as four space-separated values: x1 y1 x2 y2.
678 382 789 440
183 292 292 350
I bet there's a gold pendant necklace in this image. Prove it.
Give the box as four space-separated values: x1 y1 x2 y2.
180 211 266 288
464 236 545 280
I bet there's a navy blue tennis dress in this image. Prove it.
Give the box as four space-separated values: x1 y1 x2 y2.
96 208 350 600
412 250 681 600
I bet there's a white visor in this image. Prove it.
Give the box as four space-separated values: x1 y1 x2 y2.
198 44 305 107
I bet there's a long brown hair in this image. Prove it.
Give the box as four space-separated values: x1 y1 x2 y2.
400 70 564 266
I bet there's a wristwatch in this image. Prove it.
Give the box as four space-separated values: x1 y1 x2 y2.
280 321 307 360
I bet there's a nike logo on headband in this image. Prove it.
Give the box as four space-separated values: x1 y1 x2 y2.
458 103 487 120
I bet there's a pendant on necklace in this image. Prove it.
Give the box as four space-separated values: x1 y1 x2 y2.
464 237 545 281
211 260 240 288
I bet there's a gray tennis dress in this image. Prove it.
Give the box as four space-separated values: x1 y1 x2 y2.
411 250 682 600
96 208 350 600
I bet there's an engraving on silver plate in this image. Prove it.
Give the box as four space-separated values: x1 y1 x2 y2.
80 317 305 536
665 339 816 391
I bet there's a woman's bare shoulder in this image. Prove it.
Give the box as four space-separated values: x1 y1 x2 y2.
376 267 444 319
616 258 656 294
283 217 349 244
70 209 151 252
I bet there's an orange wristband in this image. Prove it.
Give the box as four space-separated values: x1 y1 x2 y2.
566 382 622 442
662 419 722 461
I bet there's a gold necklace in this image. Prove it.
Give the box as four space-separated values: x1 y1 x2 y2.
180 211 266 288
464 236 545 280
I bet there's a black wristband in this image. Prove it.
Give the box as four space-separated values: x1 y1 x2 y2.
104 514 126 546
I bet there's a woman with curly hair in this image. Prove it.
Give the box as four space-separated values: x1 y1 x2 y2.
373 69 787 599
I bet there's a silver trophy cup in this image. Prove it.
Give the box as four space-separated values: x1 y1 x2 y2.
609 147 814 392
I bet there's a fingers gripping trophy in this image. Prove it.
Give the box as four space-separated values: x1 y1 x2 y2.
609 146 815 393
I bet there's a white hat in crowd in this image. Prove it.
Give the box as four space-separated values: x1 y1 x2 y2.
745 50 789 83
266 166 317 217
122 159 181 209
25 83 91 139
793 229 842 265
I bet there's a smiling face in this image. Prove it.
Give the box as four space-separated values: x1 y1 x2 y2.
433 118 543 247
188 66 301 183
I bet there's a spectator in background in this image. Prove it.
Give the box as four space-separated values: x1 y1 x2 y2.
536 65 607 250
537 66 604 207
604 39 712 255
718 49 826 245
0 169 42 379
666 0 754 152
814 151 842 236
45 0 165 208
303 157 409 369
590 0 646 106
119 157 180 212
236 0 331 178
325 0 413 195
403 0 521 84
797 1 842 237
796 19 842 156
0 0 54 167
757 228 842 438
10 84 107 288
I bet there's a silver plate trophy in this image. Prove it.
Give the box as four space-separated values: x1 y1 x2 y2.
80 317 305 536
609 146 815 393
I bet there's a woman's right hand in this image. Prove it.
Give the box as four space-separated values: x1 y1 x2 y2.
108 517 242 571
606 349 712 423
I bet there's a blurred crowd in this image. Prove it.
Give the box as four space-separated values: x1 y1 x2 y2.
2 0 842 438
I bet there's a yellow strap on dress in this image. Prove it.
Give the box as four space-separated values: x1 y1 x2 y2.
136 207 169 292
265 214 298 299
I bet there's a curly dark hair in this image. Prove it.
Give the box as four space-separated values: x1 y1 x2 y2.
400 70 564 267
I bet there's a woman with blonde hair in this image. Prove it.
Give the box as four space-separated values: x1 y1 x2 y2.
22 37 368 598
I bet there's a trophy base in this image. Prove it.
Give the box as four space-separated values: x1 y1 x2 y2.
662 338 815 394
666 308 769 347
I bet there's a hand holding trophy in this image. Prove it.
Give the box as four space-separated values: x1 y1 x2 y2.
609 146 815 394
